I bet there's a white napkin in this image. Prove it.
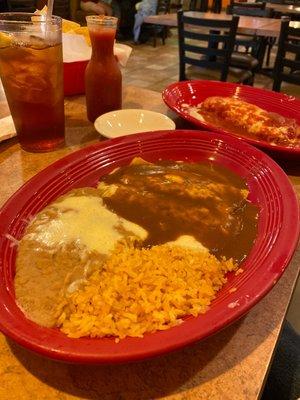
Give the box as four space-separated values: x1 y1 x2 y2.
0 115 16 142
62 33 132 67
63 34 90 62
114 43 133 68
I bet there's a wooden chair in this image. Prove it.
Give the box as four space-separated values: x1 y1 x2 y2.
177 10 254 83
273 17 300 91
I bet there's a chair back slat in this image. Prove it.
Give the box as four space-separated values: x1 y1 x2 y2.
273 18 300 91
267 0 295 4
227 1 266 14
183 30 230 43
288 26 300 37
229 6 273 17
232 0 266 7
285 42 300 53
184 57 225 69
177 10 239 82
279 73 300 85
184 43 228 56
283 58 300 69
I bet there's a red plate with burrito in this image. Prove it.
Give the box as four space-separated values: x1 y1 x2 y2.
162 80 300 158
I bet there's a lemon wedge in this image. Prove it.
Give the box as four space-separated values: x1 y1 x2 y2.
0 32 13 48
31 5 47 22
37 5 47 15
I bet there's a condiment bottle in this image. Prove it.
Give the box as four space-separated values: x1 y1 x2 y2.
85 16 122 122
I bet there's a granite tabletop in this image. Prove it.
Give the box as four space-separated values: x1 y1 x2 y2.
0 85 299 400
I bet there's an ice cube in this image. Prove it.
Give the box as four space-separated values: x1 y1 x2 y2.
28 35 48 49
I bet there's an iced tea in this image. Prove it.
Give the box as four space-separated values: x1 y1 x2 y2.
0 13 65 152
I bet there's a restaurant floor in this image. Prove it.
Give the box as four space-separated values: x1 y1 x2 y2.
122 33 300 333
122 32 300 96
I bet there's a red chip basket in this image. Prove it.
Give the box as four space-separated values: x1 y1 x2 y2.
63 60 88 96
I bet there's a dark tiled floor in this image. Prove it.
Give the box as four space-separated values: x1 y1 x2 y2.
122 33 300 332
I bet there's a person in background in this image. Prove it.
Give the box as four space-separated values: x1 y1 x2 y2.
80 0 121 18
133 0 157 43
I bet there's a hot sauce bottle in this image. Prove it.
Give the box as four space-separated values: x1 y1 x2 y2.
85 16 122 122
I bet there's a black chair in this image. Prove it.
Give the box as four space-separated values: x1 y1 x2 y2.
170 0 184 11
0 0 9 12
227 0 266 14
177 10 254 83
229 6 272 16
150 0 171 47
266 0 295 4
273 17 300 91
211 0 222 13
53 0 71 19
227 7 274 68
189 0 209 12
273 8 300 22
7 0 35 12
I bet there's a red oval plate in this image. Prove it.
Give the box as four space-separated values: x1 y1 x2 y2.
0 130 299 364
162 80 300 158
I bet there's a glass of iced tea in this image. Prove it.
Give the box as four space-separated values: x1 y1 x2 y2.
0 13 65 152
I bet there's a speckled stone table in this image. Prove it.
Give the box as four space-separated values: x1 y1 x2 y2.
0 85 299 400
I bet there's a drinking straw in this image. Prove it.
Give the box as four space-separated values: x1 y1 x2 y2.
45 0 54 38
46 0 54 22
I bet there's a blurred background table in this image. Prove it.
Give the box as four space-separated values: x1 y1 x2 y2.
144 11 300 37
265 2 300 16
0 84 299 400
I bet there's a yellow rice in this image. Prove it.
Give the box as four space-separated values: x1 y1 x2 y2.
56 243 237 340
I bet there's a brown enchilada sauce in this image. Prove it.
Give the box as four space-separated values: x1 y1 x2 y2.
102 161 258 263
